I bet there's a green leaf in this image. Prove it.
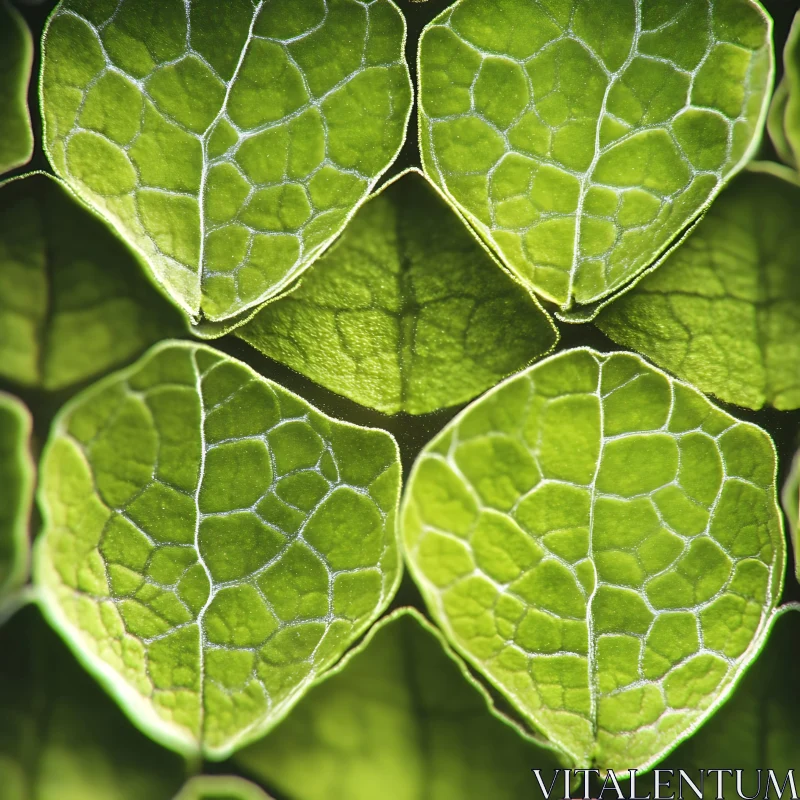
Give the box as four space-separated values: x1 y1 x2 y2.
0 603 184 800
237 169 558 415
782 451 799 584
0 1 33 176
235 608 563 799
401 347 784 772
41 0 412 325
767 79 795 168
175 776 273 800
34 340 402 759
769 11 800 168
417 0 773 315
0 173 185 391
596 165 800 411
619 605 800 798
670 605 800 782
0 392 33 609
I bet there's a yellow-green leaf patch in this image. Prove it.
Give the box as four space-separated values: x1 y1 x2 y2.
617 605 800 798
768 11 800 169
783 450 799 584
418 0 773 314
767 79 795 168
0 392 33 609
402 347 784 772
0 1 33 176
238 169 557 415
175 775 273 800
235 608 563 800
35 341 402 759
0 603 185 800
0 173 184 391
597 165 800 411
41 0 412 325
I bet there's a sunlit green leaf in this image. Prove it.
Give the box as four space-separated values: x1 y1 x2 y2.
618 605 800 798
0 1 33 176
41 0 412 325
0 603 184 800
238 169 557 415
0 173 184 391
597 165 800 411
783 451 799 584
175 776 273 800
768 11 800 168
402 347 784 772
235 608 563 799
35 340 402 759
418 0 773 316
0 392 33 610
677 604 799 788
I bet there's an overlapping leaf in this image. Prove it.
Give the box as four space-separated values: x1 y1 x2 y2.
768 11 800 168
402 348 784 772
0 392 33 609
235 608 562 800
42 0 412 324
238 169 557 415
767 80 795 168
597 166 800 411
0 604 185 800
782 450 799 583
418 0 773 316
0 1 33 176
175 776 273 800
0 173 184 391
35 341 402 759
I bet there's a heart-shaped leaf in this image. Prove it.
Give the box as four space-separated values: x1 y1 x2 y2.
175 776 273 800
782 450 799 584
238 169 558 415
597 165 800 411
0 604 185 800
0 173 184 391
402 347 784 772
768 11 800 168
0 0 33 176
35 341 402 759
418 0 773 315
235 608 563 800
0 392 33 609
41 0 412 325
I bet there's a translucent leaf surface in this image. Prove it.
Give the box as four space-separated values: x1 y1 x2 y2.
597 166 800 411
41 0 412 324
35 340 402 759
0 392 33 608
238 169 557 415
175 776 273 800
619 606 800 798
0 173 184 391
0 604 184 800
402 347 784 772
0 1 33 176
768 11 800 168
418 0 773 314
235 608 562 800
783 451 799 583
